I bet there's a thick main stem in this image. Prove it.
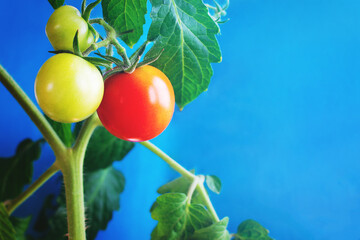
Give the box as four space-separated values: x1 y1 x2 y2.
6 162 59 215
0 65 66 157
196 182 220 222
58 113 100 240
61 154 86 240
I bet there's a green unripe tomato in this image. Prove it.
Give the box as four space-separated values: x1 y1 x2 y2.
35 53 104 123
46 5 94 52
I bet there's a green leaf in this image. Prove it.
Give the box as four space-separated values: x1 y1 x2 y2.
41 206 68 240
151 193 214 240
73 30 82 56
47 0 64 9
44 115 73 147
234 219 274 240
146 0 222 109
10 216 31 240
36 166 126 240
205 175 222 194
102 0 147 48
33 195 58 234
0 139 43 201
189 217 230 240
0 203 15 240
84 126 134 172
84 166 125 239
156 170 202 205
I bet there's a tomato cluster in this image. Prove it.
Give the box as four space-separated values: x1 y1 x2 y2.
35 5 175 141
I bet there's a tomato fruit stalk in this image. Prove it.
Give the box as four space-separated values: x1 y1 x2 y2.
97 65 175 142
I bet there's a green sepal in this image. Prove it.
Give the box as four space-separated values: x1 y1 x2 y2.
47 0 64 10
83 57 113 69
88 22 99 42
72 30 82 57
82 0 101 22
95 52 125 69
48 50 73 54
81 0 86 14
129 41 149 65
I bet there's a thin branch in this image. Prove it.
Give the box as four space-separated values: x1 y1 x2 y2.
0 65 66 157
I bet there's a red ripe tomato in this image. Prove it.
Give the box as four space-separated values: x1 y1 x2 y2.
97 65 175 142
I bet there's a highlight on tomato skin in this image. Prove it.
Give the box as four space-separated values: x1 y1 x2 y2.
97 65 175 142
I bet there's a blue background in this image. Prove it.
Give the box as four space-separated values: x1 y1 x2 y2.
1 0 360 239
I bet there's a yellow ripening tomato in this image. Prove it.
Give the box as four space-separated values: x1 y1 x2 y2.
35 53 104 123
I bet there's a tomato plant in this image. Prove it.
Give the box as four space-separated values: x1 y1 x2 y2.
97 65 175 142
0 0 274 240
46 5 94 52
35 53 104 123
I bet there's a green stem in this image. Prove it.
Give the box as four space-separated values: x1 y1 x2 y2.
83 38 110 56
196 180 220 222
89 18 131 66
139 141 220 222
0 65 66 157
73 113 101 153
139 141 195 181
57 113 100 240
187 176 200 204
60 153 86 240
6 162 59 215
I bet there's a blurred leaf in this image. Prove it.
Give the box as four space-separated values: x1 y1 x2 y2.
84 126 134 172
42 206 68 240
84 166 125 239
10 216 31 240
0 139 43 201
47 0 64 9
190 217 230 240
102 0 147 48
0 203 15 240
45 115 73 147
151 193 214 240
34 166 126 240
205 175 221 194
146 0 221 109
33 195 58 233
234 219 273 240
